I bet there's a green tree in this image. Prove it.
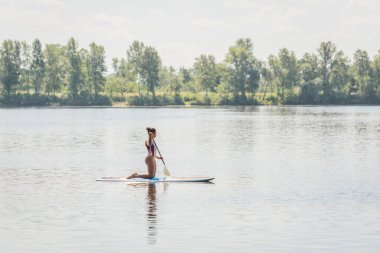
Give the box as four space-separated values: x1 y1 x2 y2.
172 74 183 101
87 42 107 97
317 41 337 100
268 48 299 103
371 50 380 99
44 44 67 95
30 39 45 95
141 46 161 100
105 76 136 98
225 38 260 100
259 63 274 102
160 66 176 95
179 67 193 84
300 53 319 83
112 58 119 73
19 41 32 94
0 40 21 97
66 37 82 100
330 50 349 95
112 58 132 79
299 53 320 103
79 48 90 95
214 63 231 102
193 54 217 95
127 41 145 96
352 49 374 101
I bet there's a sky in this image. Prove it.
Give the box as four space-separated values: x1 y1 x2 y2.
0 0 379 71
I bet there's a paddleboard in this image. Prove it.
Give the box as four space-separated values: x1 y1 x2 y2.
96 177 214 183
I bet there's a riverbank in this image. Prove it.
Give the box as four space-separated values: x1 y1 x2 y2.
2 103 380 109
1 92 379 107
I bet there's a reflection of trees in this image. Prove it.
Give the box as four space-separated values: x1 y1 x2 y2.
146 183 157 244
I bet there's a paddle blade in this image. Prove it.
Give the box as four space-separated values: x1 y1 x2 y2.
163 166 171 176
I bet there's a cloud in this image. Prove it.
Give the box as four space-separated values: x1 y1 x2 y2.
340 0 380 27
223 0 330 9
0 0 379 68
239 4 308 24
0 7 138 42
149 9 164 16
69 13 138 41
79 13 134 30
0 5 62 29
222 0 258 9
189 18 228 29
26 0 65 8
345 0 380 10
158 42 199 67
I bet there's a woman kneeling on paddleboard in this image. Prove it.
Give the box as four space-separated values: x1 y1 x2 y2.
127 127 163 179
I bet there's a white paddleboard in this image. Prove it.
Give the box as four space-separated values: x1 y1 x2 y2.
96 177 214 183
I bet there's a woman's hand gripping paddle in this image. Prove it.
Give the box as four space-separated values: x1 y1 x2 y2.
153 139 171 177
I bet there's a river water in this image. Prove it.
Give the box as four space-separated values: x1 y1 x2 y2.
0 106 379 252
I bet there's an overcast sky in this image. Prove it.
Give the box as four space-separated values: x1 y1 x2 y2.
0 0 379 70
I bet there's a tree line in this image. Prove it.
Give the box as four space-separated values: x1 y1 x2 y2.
1 37 379 106
0 38 108 105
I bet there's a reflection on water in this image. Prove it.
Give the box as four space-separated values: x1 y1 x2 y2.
146 184 157 244
128 183 159 244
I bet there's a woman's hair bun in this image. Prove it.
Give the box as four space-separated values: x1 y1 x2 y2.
146 127 156 133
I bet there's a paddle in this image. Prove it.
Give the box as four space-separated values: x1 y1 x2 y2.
152 139 171 177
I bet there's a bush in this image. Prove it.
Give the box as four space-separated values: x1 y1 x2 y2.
127 94 184 106
265 95 278 105
299 83 320 104
0 94 55 106
328 92 349 104
109 95 126 103
173 94 183 105
284 92 300 105
56 92 112 106
91 95 112 106
224 94 259 105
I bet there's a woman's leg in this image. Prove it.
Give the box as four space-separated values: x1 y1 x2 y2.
146 158 156 178
127 172 138 179
128 156 155 179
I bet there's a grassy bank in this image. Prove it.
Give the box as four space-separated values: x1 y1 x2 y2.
1 91 379 107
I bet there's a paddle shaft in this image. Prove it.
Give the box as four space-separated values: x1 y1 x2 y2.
152 139 166 166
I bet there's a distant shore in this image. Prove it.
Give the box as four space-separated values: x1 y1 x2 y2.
1 102 379 109
1 91 379 108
